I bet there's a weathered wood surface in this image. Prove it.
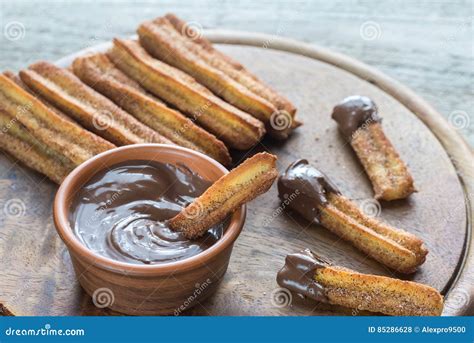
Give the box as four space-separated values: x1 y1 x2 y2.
0 42 469 316
1 0 472 146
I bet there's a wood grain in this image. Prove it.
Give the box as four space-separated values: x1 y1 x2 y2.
0 41 469 316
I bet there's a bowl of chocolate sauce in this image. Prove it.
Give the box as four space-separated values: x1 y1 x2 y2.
54 144 246 315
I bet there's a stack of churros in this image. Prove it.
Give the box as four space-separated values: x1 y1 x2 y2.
0 74 114 183
108 39 266 149
0 14 297 182
137 14 300 139
72 53 231 166
19 62 172 146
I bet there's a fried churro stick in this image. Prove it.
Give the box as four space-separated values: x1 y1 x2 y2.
170 152 278 238
164 14 297 118
277 249 443 316
72 53 231 166
3 71 77 124
138 17 299 139
19 62 172 146
107 39 265 150
0 111 73 184
332 96 415 200
0 74 114 166
278 159 426 273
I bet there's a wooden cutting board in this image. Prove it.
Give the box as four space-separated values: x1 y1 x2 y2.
0 31 472 316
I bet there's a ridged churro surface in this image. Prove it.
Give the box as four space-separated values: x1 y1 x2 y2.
72 53 231 165
170 152 278 238
19 62 172 146
108 39 265 149
138 17 299 139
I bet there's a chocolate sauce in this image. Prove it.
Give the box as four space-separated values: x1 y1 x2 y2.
70 160 225 265
331 95 381 140
277 159 340 223
276 249 329 302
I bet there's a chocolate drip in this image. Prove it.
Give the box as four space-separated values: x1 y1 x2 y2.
276 249 329 302
70 160 224 265
277 159 340 223
331 95 381 140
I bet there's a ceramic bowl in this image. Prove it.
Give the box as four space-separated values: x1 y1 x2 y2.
54 144 245 315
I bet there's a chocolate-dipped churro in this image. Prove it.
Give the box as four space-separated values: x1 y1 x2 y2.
332 96 415 201
277 249 443 316
278 159 427 273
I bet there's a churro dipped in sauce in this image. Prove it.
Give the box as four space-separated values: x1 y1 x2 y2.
277 159 340 223
70 160 224 264
277 249 329 302
331 95 381 140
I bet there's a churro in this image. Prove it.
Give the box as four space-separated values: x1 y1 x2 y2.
169 152 278 238
107 39 265 149
0 111 73 184
164 14 297 119
138 16 299 139
277 249 443 316
0 74 114 166
19 62 172 146
278 159 426 273
332 96 415 200
72 53 231 165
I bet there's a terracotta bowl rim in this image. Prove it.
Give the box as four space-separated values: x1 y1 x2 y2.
54 143 246 276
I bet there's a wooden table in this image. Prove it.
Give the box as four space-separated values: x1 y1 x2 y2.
0 32 472 316
1 0 472 146
0 1 472 317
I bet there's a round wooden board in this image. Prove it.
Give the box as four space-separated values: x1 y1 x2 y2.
0 32 472 316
